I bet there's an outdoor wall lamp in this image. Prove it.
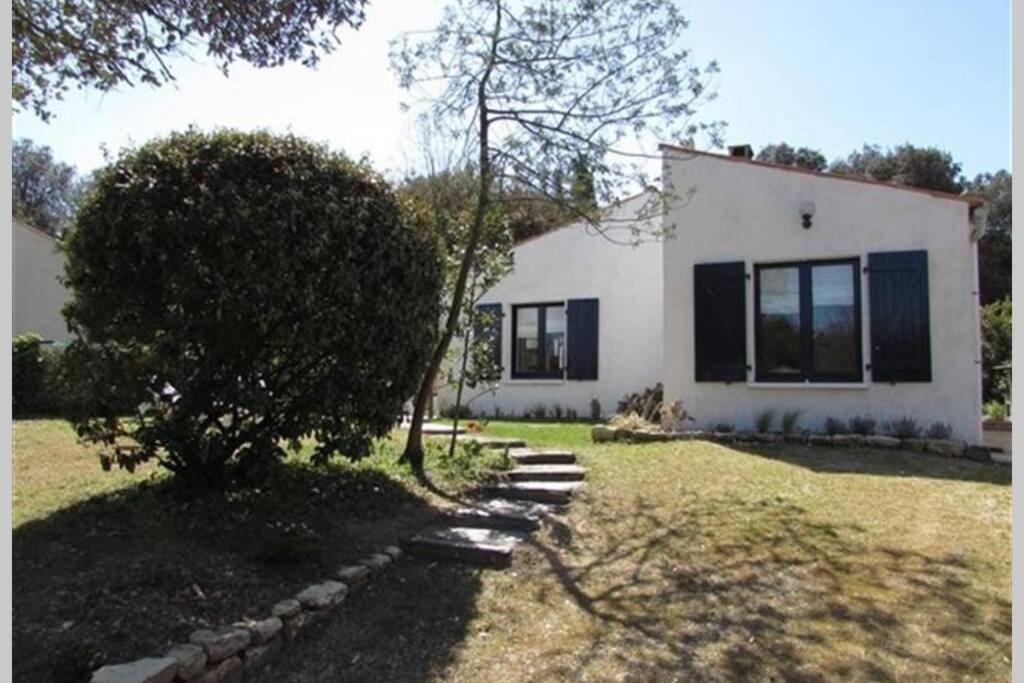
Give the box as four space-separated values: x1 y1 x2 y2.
799 200 815 229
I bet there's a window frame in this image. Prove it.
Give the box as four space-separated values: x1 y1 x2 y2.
754 257 863 384
511 301 566 380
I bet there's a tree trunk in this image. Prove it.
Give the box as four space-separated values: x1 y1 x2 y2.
401 0 502 474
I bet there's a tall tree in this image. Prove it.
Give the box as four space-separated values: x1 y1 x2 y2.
969 170 1012 303
830 143 964 194
14 0 368 120
12 137 80 236
755 143 827 172
391 0 721 471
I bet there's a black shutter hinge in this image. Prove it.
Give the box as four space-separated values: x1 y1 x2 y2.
862 266 870 273
745 272 751 280
865 363 871 371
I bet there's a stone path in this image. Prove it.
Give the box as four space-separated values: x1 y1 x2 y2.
403 445 586 568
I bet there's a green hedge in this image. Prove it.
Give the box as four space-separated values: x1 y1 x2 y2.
13 333 62 416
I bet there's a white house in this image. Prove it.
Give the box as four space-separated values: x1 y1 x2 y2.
441 145 987 443
13 217 72 343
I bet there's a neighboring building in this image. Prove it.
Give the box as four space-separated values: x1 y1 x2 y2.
14 217 72 343
441 145 988 443
439 191 664 419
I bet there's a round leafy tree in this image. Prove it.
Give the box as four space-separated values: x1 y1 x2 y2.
63 129 442 489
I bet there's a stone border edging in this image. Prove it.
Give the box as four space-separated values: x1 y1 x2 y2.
591 425 1004 465
91 545 404 683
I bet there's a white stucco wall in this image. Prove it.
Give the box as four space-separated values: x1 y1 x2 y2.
13 218 72 343
439 191 664 419
662 149 983 443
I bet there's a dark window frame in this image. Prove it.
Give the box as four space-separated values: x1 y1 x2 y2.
754 257 863 383
511 302 566 380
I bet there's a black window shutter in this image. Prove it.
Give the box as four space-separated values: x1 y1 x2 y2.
566 298 599 380
474 303 503 380
868 250 931 382
694 262 747 382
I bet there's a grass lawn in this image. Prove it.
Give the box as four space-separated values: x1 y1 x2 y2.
255 421 1012 682
12 419 505 683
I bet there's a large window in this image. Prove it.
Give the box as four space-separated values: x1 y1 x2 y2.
513 303 566 379
755 258 862 383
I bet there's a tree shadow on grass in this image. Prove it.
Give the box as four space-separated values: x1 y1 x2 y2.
726 442 1011 486
527 491 1010 681
13 462 477 683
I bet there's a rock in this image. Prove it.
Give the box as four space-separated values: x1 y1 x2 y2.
613 427 634 441
711 432 735 443
337 564 371 590
752 432 783 444
196 655 243 683
360 553 392 574
165 644 206 680
91 658 178 683
282 611 312 641
296 581 348 609
992 451 1011 466
965 445 993 463
382 545 403 562
866 435 900 449
188 628 251 663
902 438 928 452
590 425 615 443
807 434 832 447
832 434 866 448
236 616 282 646
242 637 283 673
927 439 966 458
270 598 301 619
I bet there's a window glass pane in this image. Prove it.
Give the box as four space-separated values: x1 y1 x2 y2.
515 307 540 373
543 305 566 374
812 264 857 375
759 267 801 376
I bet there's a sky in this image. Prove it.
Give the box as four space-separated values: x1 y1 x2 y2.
12 0 1012 181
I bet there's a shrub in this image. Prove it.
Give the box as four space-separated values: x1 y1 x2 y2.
781 410 801 435
713 422 735 434
823 416 847 436
590 398 602 422
528 402 548 420
441 403 474 419
981 298 1011 404
754 408 775 433
609 412 648 430
566 408 578 421
617 384 663 422
61 129 443 490
984 401 1008 421
551 402 564 420
847 415 876 436
884 416 922 439
13 333 60 416
925 421 953 440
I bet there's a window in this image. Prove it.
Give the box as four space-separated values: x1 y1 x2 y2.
513 303 566 379
755 258 862 383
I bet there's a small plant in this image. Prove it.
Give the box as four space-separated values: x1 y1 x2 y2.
590 398 602 422
551 402 564 420
984 401 1008 421
441 403 474 419
528 402 548 420
566 407 578 421
824 416 848 436
660 400 695 431
925 421 953 440
713 422 735 433
492 405 504 420
781 410 801 435
754 408 775 433
848 415 876 436
884 416 922 439
617 384 663 420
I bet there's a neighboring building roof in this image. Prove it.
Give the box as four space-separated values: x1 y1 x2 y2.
659 143 986 208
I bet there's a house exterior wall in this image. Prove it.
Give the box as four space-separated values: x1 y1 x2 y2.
438 192 664 419
14 218 72 343
662 150 983 442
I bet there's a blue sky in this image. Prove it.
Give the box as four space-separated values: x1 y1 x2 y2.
12 0 1011 180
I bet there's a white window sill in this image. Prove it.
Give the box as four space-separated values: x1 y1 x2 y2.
747 382 868 390
506 378 566 385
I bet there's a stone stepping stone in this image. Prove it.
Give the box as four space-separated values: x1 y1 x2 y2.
441 498 548 532
403 526 528 567
420 422 466 435
507 464 587 482
509 447 577 465
482 481 582 505
456 435 527 449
